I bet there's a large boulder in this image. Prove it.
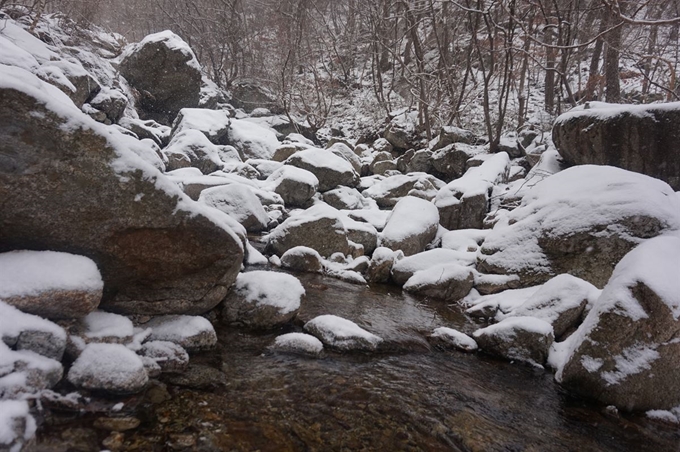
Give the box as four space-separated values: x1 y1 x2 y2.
477 165 680 288
434 152 510 230
171 108 231 145
222 271 304 329
198 184 269 232
362 174 444 208
265 165 319 207
557 236 680 411
229 79 282 113
119 31 202 124
553 102 680 190
380 196 439 256
266 205 349 258
285 148 360 192
162 129 225 174
432 126 476 150
403 263 474 301
0 65 245 316
0 251 103 320
67 343 148 394
474 317 554 366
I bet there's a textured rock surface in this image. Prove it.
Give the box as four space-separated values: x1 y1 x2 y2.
0 72 245 315
119 31 202 124
553 102 680 190
558 236 680 411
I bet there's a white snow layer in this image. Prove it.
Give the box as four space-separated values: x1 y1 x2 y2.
479 165 680 274
380 196 439 243
304 315 382 349
228 119 280 160
0 64 246 252
0 250 102 298
431 327 478 352
0 400 36 449
233 271 305 314
82 311 134 339
67 342 148 390
272 333 323 354
554 235 680 381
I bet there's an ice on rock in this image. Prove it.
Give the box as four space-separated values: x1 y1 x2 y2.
67 343 148 394
271 333 323 356
304 315 382 352
429 327 478 352
146 315 217 352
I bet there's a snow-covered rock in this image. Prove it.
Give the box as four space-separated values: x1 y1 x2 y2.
391 248 476 286
304 315 382 352
163 129 225 174
553 101 680 190
120 30 202 124
323 186 367 210
266 204 350 258
285 148 359 192
504 274 600 338
0 400 36 452
429 327 478 352
477 165 680 288
432 126 477 150
430 143 481 182
366 247 402 283
0 251 103 320
78 311 134 345
403 263 474 301
227 119 280 160
270 333 323 356
0 64 245 316
435 152 510 230
139 341 189 374
557 235 680 411
265 165 319 207
67 343 148 394
0 301 67 361
171 108 230 144
362 174 444 208
199 184 269 232
473 317 554 367
280 246 324 273
380 196 439 256
145 315 217 352
223 271 305 329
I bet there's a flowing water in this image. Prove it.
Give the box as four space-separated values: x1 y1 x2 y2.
36 270 680 451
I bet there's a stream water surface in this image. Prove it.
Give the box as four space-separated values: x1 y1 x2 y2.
36 270 680 451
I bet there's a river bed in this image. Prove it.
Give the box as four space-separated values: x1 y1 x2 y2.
35 271 680 451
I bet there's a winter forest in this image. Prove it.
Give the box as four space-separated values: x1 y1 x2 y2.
0 0 679 450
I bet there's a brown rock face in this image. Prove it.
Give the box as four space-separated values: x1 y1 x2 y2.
119 32 202 125
0 85 244 316
3 289 101 320
553 104 680 190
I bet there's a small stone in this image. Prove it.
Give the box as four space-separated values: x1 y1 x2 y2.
139 341 189 373
93 416 141 432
